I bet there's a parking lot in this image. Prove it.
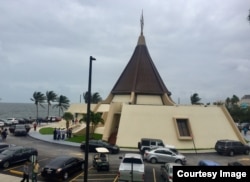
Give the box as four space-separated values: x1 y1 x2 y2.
1 151 250 182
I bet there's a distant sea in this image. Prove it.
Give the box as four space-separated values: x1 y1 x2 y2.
0 102 60 119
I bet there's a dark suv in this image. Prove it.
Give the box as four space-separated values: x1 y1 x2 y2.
215 139 250 156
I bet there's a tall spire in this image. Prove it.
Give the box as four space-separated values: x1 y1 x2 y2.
140 10 144 35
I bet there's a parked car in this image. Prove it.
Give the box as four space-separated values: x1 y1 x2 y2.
36 117 47 123
0 119 12 126
9 124 31 134
138 138 165 154
0 146 38 168
198 160 220 166
0 120 4 127
215 139 250 156
13 124 28 136
80 140 120 154
17 118 33 124
46 116 62 122
118 153 145 182
144 147 186 165
0 144 16 153
41 156 85 180
228 158 250 166
160 162 182 182
6 118 19 125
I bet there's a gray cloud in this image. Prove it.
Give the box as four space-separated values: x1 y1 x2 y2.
0 0 249 104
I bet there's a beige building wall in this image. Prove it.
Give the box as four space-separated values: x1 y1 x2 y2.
116 104 244 149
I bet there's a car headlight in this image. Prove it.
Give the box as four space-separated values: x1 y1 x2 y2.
56 168 62 173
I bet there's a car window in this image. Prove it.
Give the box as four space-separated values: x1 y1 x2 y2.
123 158 142 164
65 158 75 165
141 140 150 146
158 142 164 147
151 141 156 145
155 150 168 154
234 142 243 147
163 150 173 155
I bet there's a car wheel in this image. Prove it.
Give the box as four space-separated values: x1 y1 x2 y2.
175 159 182 164
229 150 234 156
3 161 10 168
63 172 68 180
150 158 157 164
245 149 249 155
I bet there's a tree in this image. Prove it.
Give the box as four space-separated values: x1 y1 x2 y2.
46 91 57 117
83 91 102 104
53 95 70 117
62 112 74 129
80 111 104 138
30 91 46 119
190 93 201 105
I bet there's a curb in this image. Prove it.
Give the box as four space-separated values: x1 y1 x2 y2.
9 170 23 176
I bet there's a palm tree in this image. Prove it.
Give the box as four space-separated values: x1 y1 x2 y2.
231 95 239 105
46 91 57 117
62 112 74 129
30 91 46 119
53 95 70 117
83 91 102 104
80 111 104 138
190 93 201 105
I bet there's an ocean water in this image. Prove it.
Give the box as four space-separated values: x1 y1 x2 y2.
0 102 60 119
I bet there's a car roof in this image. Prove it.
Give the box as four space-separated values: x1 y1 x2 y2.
141 138 163 141
124 153 142 159
199 160 220 166
217 139 239 143
47 156 76 166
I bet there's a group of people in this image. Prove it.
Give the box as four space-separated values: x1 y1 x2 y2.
53 128 72 140
0 128 8 141
21 160 40 182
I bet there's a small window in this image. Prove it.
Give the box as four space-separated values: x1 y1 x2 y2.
174 118 192 140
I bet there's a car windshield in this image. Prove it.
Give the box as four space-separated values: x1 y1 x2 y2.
15 125 25 129
123 158 142 164
1 149 16 155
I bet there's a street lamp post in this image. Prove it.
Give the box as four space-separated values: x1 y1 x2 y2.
84 56 96 182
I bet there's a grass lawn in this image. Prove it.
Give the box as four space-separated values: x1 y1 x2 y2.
39 127 103 143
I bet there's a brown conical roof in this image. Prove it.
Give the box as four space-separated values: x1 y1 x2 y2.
111 34 172 96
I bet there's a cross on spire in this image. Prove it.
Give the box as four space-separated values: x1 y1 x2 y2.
140 10 144 35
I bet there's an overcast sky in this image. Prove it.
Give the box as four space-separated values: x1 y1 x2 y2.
0 0 249 104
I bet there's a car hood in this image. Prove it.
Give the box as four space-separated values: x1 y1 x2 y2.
119 163 144 173
176 154 186 159
0 154 10 160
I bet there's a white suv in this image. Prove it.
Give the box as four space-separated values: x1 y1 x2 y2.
7 118 19 125
118 153 145 182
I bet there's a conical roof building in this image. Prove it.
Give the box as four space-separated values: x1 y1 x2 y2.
68 14 245 151
103 15 175 106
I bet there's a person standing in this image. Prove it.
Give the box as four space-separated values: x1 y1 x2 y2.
33 121 37 131
53 128 57 140
21 162 30 182
1 128 8 141
32 160 40 182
